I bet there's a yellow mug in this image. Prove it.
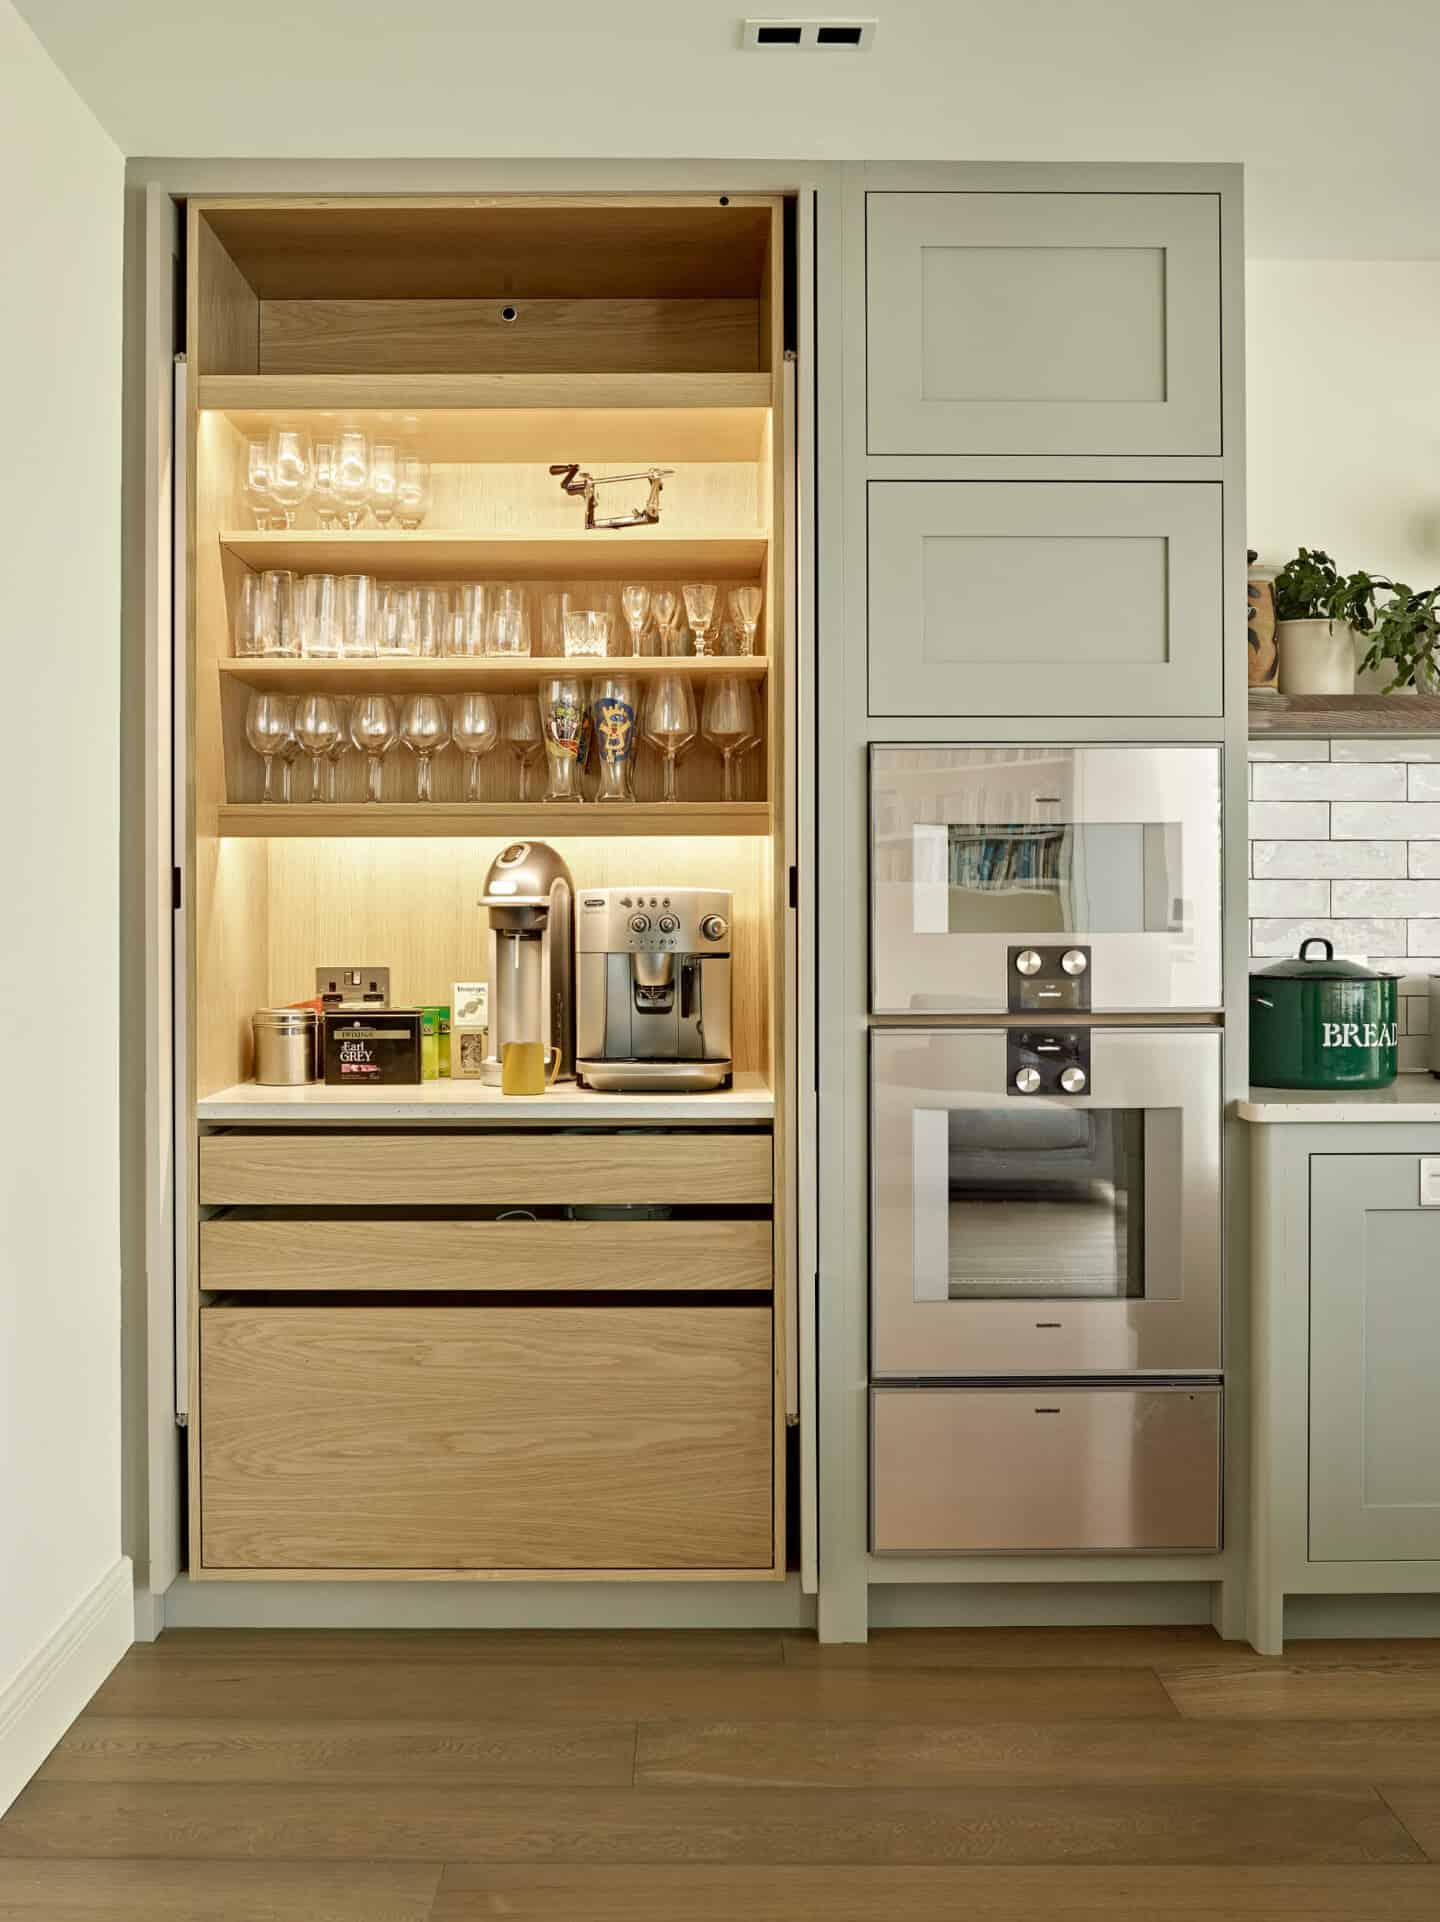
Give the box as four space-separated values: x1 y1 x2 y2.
501 1040 561 1096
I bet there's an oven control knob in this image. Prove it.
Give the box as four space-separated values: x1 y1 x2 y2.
700 914 729 942
628 913 651 935
1014 1066 1042 1094
1060 1065 1088 1095
1015 949 1043 976
657 913 680 935
1061 948 1089 976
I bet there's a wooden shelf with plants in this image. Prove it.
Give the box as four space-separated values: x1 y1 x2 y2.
1250 692 1440 735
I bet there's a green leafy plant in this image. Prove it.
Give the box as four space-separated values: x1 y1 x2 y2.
1359 584 1440 693
1271 548 1386 630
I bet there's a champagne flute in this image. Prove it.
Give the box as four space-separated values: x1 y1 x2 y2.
395 455 431 530
643 674 697 802
503 694 544 801
294 693 342 801
368 441 399 527
351 694 399 803
311 441 339 529
451 692 499 801
702 676 758 801
731 584 763 657
332 429 370 529
399 693 450 802
620 583 651 657
682 583 718 657
266 428 314 528
242 439 273 530
653 586 684 656
245 692 294 805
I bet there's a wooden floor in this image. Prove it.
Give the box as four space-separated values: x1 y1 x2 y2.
6 1627 1440 1917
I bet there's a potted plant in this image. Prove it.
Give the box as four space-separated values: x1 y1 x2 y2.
1271 549 1386 695
1358 584 1440 695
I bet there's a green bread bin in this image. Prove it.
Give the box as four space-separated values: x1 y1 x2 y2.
1250 938 1399 1090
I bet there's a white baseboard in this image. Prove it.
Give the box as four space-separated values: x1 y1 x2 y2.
0 1558 133 1817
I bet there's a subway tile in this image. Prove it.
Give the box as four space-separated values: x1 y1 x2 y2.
1363 959 1440 995
1249 802 1330 840
1252 840 1406 879
1331 804 1440 839
1332 880 1440 918
1412 765 1440 800
1412 921 1440 955
1407 995 1432 1036
1251 762 1406 802
1411 845 1440 878
1249 917 1405 960
1333 736 1440 763
1399 1034 1432 1073
1248 739 1330 762
1249 880 1330 917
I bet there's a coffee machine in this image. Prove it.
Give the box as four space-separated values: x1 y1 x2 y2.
480 841 575 1085
575 887 733 1093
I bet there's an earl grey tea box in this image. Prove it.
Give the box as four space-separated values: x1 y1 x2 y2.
323 1008 423 1086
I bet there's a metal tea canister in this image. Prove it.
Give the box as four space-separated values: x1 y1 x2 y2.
252 1007 320 1085
1250 938 1398 1091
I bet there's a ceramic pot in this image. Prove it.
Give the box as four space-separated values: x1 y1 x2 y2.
1276 618 1355 696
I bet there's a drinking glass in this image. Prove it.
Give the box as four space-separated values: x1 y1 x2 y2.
298 573 341 659
652 586 684 656
644 674 697 803
377 581 419 657
413 584 452 660
538 589 566 658
266 429 314 528
731 585 763 657
324 696 352 802
395 456 431 530
233 571 261 657
368 441 399 527
702 676 759 801
451 691 499 801
399 693 450 802
620 584 652 657
450 583 488 658
255 570 296 658
245 692 294 805
311 441 339 529
294 693 343 801
539 675 590 803
332 429 370 529
591 674 640 805
351 694 399 803
504 694 544 801
563 609 609 659
242 439 273 530
682 583 718 656
489 583 531 657
339 573 378 659
278 732 303 804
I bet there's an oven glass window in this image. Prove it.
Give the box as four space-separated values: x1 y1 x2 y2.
936 1105 1147 1301
911 821 1184 937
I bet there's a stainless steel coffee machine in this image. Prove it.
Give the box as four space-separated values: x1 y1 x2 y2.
575 887 733 1093
480 841 575 1085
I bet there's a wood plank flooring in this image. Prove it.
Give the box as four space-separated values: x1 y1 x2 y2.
4 1628 1440 1919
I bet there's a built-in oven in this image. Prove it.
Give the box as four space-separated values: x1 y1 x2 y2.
871 1026 1221 1378
870 745 1222 1015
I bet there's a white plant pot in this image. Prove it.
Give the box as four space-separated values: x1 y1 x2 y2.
1277 618 1355 696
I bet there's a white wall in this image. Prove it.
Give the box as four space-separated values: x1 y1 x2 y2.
0 0 129 1804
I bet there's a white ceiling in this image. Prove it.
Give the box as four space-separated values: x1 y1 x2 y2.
16 0 1440 256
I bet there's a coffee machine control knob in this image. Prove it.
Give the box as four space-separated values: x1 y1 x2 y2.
628 913 652 935
1061 948 1089 976
700 914 729 943
1059 1065 1088 1094
1015 949 1043 976
1014 1066 1042 1094
657 914 680 935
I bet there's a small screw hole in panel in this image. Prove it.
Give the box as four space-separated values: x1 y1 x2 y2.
500 306 518 323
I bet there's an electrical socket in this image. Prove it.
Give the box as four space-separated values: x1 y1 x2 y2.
316 965 391 1006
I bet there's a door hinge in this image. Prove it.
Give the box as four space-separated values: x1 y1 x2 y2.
174 1411 188 1429
172 867 183 911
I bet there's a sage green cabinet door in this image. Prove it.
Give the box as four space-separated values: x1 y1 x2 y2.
866 192 1222 457
1310 1155 1440 1561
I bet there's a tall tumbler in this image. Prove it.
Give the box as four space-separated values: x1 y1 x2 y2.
539 674 591 803
590 674 640 805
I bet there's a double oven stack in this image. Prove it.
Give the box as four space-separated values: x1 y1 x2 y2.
868 745 1224 1555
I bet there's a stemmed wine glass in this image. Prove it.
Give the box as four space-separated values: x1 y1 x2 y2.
245 692 294 804
504 695 544 801
653 587 684 656
242 440 273 530
731 585 763 657
266 429 314 528
400 694 450 802
451 692 499 801
351 694 399 803
294 694 343 802
682 583 718 657
324 696 352 802
702 676 759 801
643 675 697 802
332 429 370 529
311 442 339 529
395 456 431 530
368 442 398 527
620 584 651 657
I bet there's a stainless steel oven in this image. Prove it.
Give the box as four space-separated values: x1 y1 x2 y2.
870 745 1222 1014
871 1026 1221 1378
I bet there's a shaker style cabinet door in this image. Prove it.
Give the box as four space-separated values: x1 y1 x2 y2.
866 192 1222 456
1311 1156 1440 1561
867 480 1223 717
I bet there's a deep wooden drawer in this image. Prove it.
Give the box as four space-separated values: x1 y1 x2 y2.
201 1215 773 1293
199 1130 772 1207
199 1306 774 1572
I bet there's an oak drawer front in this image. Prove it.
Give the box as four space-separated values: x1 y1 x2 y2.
201 1216 773 1293
200 1306 774 1571
199 1131 773 1207
871 1386 1221 1555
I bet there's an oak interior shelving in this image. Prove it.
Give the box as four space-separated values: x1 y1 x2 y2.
218 655 769 694
217 801 770 838
1250 693 1440 735
220 527 769 582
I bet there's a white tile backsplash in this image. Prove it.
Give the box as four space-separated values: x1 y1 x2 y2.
1332 880 1440 918
1252 840 1406 879
1332 737 1440 763
1410 845 1440 878
1249 879 1331 917
1410 765 1440 800
1249 802 1331 840
1331 803 1440 839
1250 917 1405 959
1251 762 1407 801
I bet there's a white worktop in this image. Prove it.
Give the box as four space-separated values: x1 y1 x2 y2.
1238 1075 1440 1123
198 1070 774 1124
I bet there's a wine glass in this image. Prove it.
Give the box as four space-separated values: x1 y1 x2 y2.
395 456 431 530
266 429 314 528
620 584 652 657
682 583 718 657
731 585 763 656
653 586 684 656
332 429 370 529
351 694 399 803
591 674 640 805
644 675 697 802
368 442 398 528
242 440 273 530
702 676 758 801
294 694 342 802
245 693 294 804
399 694 450 802
539 675 590 803
451 692 499 802
324 696 352 802
489 584 530 658
311 441 339 529
504 694 544 801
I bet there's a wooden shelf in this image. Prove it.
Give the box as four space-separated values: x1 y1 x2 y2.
1251 693 1440 736
218 655 768 694
217 801 769 839
220 528 768 583
198 1070 775 1124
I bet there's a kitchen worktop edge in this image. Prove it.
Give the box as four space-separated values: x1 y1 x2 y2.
1238 1075 1440 1122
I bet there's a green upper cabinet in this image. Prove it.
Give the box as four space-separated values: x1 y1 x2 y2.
866 192 1223 458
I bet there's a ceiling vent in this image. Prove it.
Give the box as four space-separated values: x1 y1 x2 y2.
742 18 876 49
